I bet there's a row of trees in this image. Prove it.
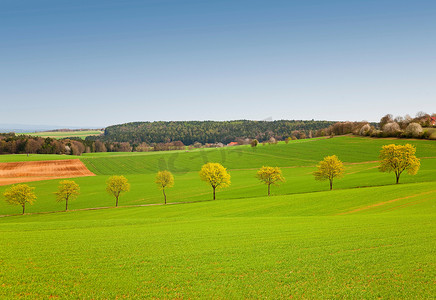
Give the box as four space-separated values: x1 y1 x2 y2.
0 134 137 155
316 112 435 140
2 144 420 215
2 176 131 214
0 133 215 155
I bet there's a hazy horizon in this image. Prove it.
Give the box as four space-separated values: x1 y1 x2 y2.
2 0 435 127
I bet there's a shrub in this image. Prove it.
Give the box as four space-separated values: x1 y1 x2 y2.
359 124 371 136
268 137 277 144
421 131 431 139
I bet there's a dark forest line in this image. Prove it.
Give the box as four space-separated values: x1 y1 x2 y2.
88 120 337 145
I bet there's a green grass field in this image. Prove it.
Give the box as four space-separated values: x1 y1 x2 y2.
20 130 103 139
0 136 435 298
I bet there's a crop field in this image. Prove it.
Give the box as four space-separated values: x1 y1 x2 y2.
0 154 82 163
21 130 103 139
0 136 435 298
0 182 435 298
1 136 435 215
0 159 95 186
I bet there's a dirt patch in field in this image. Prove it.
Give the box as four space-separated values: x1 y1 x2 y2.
0 159 95 186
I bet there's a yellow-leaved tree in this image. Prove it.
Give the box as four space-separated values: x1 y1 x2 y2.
155 170 174 204
256 166 285 196
313 155 345 190
199 163 231 200
379 144 420 184
55 180 80 211
106 175 130 207
3 184 37 214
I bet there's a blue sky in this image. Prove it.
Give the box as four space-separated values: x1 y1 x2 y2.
1 0 435 127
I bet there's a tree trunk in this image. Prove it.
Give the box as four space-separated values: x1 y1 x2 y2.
396 174 400 184
66 199 68 211
213 187 216 200
163 188 166 204
116 196 119 207
268 184 270 196
22 204 25 215
329 179 333 190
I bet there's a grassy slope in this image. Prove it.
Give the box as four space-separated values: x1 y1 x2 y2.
0 136 435 298
81 136 436 175
0 183 434 298
1 136 436 215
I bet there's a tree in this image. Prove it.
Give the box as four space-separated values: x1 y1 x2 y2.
199 163 231 200
405 123 423 137
383 122 401 136
359 124 371 136
155 170 174 204
250 139 259 147
379 144 420 184
313 155 345 190
94 140 107 152
256 166 285 196
380 114 393 129
3 184 37 214
106 175 130 207
55 180 80 211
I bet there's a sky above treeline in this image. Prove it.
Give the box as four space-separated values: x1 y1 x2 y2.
1 0 435 127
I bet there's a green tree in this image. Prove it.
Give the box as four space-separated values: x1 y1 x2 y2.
3 184 37 214
106 175 130 207
55 180 80 211
379 144 420 184
256 166 285 196
199 163 231 200
313 155 345 190
155 170 174 204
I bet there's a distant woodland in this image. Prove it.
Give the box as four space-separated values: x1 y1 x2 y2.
1 113 434 155
89 120 336 145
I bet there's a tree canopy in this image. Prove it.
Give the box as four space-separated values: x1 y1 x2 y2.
256 166 285 196
3 184 37 214
155 170 175 204
313 155 345 190
55 180 80 211
379 144 420 184
199 163 231 200
106 175 130 207
90 120 335 145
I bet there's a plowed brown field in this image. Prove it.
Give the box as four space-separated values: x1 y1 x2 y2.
0 159 95 186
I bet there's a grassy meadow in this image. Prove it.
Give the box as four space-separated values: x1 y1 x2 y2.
0 136 435 298
20 130 103 139
1 136 435 215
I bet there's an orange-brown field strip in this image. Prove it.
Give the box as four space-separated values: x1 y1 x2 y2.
0 159 95 186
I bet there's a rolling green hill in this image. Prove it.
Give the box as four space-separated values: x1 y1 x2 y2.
0 136 435 298
0 182 434 298
1 136 435 215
